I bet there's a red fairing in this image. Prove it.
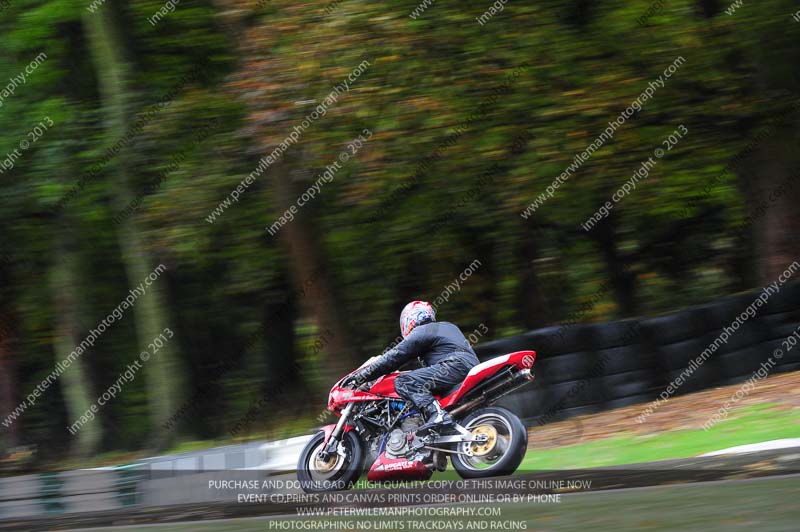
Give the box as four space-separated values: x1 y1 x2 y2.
328 374 402 412
367 373 403 398
367 453 432 482
439 350 535 408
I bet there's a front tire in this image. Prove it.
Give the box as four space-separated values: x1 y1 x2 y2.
451 407 527 479
297 431 363 493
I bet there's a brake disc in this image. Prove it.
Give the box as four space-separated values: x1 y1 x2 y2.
314 445 341 473
469 424 498 457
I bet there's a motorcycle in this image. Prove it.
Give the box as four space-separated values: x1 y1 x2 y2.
297 350 536 492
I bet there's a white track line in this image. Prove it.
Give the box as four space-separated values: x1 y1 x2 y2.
700 438 800 456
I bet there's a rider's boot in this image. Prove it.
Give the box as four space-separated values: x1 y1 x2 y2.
416 400 454 434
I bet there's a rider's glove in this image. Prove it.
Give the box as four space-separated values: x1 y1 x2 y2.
341 370 366 389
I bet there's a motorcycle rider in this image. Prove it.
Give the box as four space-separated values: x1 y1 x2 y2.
341 301 480 433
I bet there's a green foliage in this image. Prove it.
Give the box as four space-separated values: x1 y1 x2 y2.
1 0 799 462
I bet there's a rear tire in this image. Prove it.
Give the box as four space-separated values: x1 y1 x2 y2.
297 431 363 493
451 407 527 479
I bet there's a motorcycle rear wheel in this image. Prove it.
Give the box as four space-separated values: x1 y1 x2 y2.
451 406 528 478
297 431 363 493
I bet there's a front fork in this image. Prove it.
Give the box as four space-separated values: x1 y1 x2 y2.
319 403 355 460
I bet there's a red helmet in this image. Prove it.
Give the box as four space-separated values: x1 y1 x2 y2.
399 301 436 338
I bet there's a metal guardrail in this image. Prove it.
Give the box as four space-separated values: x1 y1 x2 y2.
0 469 140 519
258 435 312 472
0 435 314 519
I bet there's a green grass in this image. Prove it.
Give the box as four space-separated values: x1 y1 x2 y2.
44 402 800 475
164 439 231 455
518 403 800 470
84 403 800 474
157 413 326 457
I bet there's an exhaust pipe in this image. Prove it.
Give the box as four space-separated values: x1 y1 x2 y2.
449 368 534 418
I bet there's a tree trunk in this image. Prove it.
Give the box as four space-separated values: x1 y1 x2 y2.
51 234 102 457
263 270 300 390
593 214 638 317
208 4 362 385
517 220 551 329
0 310 19 448
744 138 800 285
82 2 182 449
273 151 360 383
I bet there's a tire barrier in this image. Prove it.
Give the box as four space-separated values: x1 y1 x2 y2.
763 282 800 314
594 344 654 375
581 321 642 350
534 351 596 385
762 310 800 340
475 281 800 427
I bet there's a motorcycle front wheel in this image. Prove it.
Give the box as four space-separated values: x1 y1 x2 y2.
451 406 528 479
297 430 363 493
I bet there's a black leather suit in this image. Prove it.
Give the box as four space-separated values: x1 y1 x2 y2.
357 321 480 411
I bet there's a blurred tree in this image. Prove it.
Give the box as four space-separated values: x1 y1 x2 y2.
213 0 363 383
82 1 183 449
0 304 19 449
0 0 799 461
51 227 101 457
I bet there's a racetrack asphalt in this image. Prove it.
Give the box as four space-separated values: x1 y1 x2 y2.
5 446 800 532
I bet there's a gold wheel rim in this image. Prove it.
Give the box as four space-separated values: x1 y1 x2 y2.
469 424 498 457
313 445 340 473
